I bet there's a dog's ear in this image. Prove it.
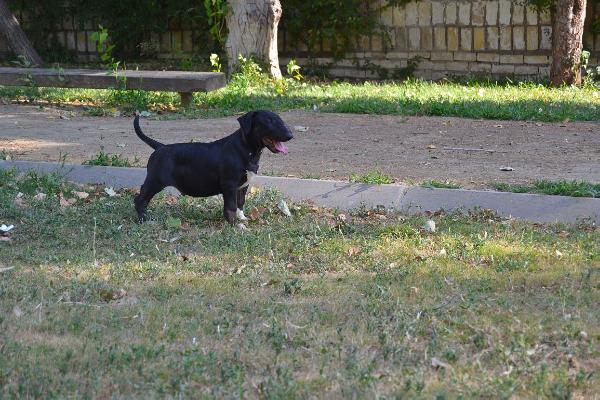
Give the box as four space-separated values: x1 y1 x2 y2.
237 111 256 136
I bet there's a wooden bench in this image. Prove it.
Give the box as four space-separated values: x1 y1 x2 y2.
0 67 226 107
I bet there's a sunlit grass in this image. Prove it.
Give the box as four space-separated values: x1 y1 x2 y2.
1 78 599 121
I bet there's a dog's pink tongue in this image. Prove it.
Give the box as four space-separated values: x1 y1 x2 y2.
274 141 289 154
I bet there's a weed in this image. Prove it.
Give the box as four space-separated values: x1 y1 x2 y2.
83 149 139 167
421 180 462 189
209 53 222 73
286 59 303 81
0 149 12 160
495 180 600 198
350 171 394 185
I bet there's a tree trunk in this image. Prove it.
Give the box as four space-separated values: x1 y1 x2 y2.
550 0 587 86
0 0 42 66
225 0 282 79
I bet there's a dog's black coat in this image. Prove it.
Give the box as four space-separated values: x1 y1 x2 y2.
133 110 293 224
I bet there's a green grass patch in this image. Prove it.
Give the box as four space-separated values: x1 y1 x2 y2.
421 180 462 189
350 171 394 184
495 180 600 198
0 149 12 160
82 150 139 167
0 169 599 398
1 77 600 121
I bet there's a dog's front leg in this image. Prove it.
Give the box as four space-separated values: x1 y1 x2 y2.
223 189 247 230
236 187 249 221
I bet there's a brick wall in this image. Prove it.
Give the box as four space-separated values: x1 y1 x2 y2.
279 0 600 80
0 11 204 63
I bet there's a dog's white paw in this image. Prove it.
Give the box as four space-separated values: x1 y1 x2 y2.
236 209 249 221
236 223 249 231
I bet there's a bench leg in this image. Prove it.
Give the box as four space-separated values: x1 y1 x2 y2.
179 92 193 108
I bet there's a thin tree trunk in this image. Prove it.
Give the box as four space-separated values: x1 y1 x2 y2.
225 0 282 79
0 0 42 66
550 0 587 86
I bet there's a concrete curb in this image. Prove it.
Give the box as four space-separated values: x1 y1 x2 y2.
1 160 598 225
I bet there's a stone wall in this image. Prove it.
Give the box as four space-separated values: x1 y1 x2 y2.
1 1 599 80
278 0 600 80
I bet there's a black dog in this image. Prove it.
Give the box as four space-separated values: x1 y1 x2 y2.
133 110 293 227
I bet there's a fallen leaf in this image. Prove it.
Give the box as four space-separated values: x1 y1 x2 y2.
0 224 15 233
59 194 76 208
347 247 362 257
427 144 437 149
14 193 26 207
33 192 47 201
13 305 23 317
431 357 452 369
74 191 89 199
250 186 260 195
165 194 178 205
568 355 578 370
277 199 292 217
114 296 138 306
248 206 261 221
555 250 563 258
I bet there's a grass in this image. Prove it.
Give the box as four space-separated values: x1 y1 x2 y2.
495 180 600 198
82 150 139 167
350 171 394 184
421 180 462 189
0 168 599 398
1 75 600 121
0 149 12 160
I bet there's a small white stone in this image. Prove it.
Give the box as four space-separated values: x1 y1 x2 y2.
236 223 249 231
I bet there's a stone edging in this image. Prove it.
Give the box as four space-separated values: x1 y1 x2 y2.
1 160 598 224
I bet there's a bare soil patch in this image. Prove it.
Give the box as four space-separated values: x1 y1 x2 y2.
0 105 598 189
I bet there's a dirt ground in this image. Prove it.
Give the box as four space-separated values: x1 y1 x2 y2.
0 104 598 189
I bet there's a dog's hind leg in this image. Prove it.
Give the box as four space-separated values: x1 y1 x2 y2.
135 180 164 222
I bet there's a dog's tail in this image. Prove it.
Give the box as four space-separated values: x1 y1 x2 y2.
134 115 164 150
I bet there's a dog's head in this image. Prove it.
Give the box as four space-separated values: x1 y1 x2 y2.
238 110 293 154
